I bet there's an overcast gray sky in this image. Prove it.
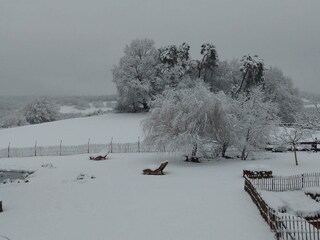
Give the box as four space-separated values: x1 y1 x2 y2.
1 0 319 96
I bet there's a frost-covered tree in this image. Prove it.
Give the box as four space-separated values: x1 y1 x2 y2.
264 67 303 123
212 59 242 94
194 43 218 82
158 42 191 88
209 92 235 157
231 88 279 160
24 98 59 124
112 39 159 112
277 115 312 166
143 81 228 157
238 54 264 93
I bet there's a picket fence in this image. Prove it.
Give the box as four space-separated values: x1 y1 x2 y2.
250 173 320 191
245 175 320 240
0 141 163 158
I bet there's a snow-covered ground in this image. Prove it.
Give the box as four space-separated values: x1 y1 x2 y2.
0 151 319 240
1 113 320 239
0 113 146 148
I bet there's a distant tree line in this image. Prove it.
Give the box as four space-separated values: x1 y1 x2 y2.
113 38 305 159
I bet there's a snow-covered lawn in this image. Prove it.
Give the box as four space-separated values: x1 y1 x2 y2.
1 151 320 240
0 153 265 240
0 113 146 148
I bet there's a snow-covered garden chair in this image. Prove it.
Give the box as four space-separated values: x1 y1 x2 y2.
143 161 168 175
89 151 110 161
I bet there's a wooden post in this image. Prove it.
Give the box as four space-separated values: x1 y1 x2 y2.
138 137 140 153
7 142 10 158
59 140 62 156
87 138 90 154
35 141 37 156
110 137 113 153
0 200 2 212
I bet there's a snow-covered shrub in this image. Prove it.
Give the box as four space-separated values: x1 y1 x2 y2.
24 98 59 124
0 111 28 128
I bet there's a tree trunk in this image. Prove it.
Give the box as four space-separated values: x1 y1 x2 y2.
142 100 149 110
221 142 229 158
191 143 197 157
293 143 298 166
241 147 247 160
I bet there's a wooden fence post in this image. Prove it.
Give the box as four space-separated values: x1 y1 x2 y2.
110 137 113 153
59 140 62 156
7 142 10 158
87 138 90 154
138 137 140 153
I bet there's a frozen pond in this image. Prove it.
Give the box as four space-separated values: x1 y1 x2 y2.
0 170 32 183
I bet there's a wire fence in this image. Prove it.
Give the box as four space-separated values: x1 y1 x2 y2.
0 139 164 158
244 175 320 240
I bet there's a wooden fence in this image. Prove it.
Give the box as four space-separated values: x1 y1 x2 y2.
244 176 320 240
0 141 163 158
249 173 320 191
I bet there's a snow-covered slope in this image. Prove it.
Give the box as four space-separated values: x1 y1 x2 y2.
0 113 147 148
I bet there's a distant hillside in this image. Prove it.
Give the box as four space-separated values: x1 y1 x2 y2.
0 113 146 148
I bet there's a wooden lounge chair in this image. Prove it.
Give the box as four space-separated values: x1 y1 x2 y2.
143 161 168 175
89 151 110 161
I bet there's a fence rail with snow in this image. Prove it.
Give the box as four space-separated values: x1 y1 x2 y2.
0 141 163 158
244 175 320 240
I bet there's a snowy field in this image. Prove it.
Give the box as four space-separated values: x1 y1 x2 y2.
59 101 116 114
1 151 320 239
1 114 320 239
0 113 146 148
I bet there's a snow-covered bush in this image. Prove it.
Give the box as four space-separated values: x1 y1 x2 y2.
0 111 28 128
24 98 59 124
